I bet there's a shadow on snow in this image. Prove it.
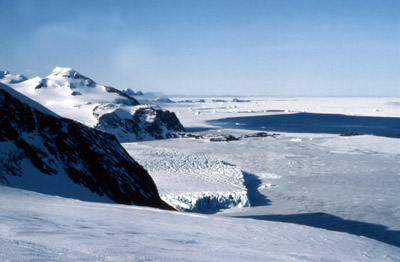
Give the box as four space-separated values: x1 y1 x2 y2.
207 113 400 138
235 212 400 248
220 160 270 207
242 171 271 207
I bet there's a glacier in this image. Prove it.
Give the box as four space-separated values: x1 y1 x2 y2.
123 143 250 212
162 191 250 212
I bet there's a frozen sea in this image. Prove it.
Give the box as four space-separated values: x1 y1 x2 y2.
127 96 400 247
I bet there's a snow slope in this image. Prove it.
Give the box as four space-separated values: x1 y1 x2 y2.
1 185 399 262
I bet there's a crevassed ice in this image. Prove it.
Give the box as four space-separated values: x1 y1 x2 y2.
162 191 249 212
123 144 249 212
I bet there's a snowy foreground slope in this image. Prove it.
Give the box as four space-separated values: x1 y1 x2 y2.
1 186 400 262
0 68 184 142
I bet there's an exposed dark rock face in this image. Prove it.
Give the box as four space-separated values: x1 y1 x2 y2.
70 91 82 96
95 106 185 142
0 85 173 210
209 135 239 142
34 79 44 89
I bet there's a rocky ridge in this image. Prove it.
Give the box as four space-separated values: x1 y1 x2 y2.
0 83 173 209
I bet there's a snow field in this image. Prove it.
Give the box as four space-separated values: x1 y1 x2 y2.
1 186 399 262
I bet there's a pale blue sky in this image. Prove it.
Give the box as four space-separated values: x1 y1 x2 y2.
1 0 399 96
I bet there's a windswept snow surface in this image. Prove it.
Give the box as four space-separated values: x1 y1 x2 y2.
1 186 400 262
126 96 400 247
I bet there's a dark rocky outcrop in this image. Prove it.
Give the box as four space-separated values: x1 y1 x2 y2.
95 106 185 142
340 131 363 137
178 132 278 142
0 84 173 210
71 91 82 96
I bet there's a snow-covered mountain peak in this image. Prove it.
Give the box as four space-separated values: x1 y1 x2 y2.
0 70 10 76
122 88 143 96
49 67 85 79
43 67 95 89
0 70 28 84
